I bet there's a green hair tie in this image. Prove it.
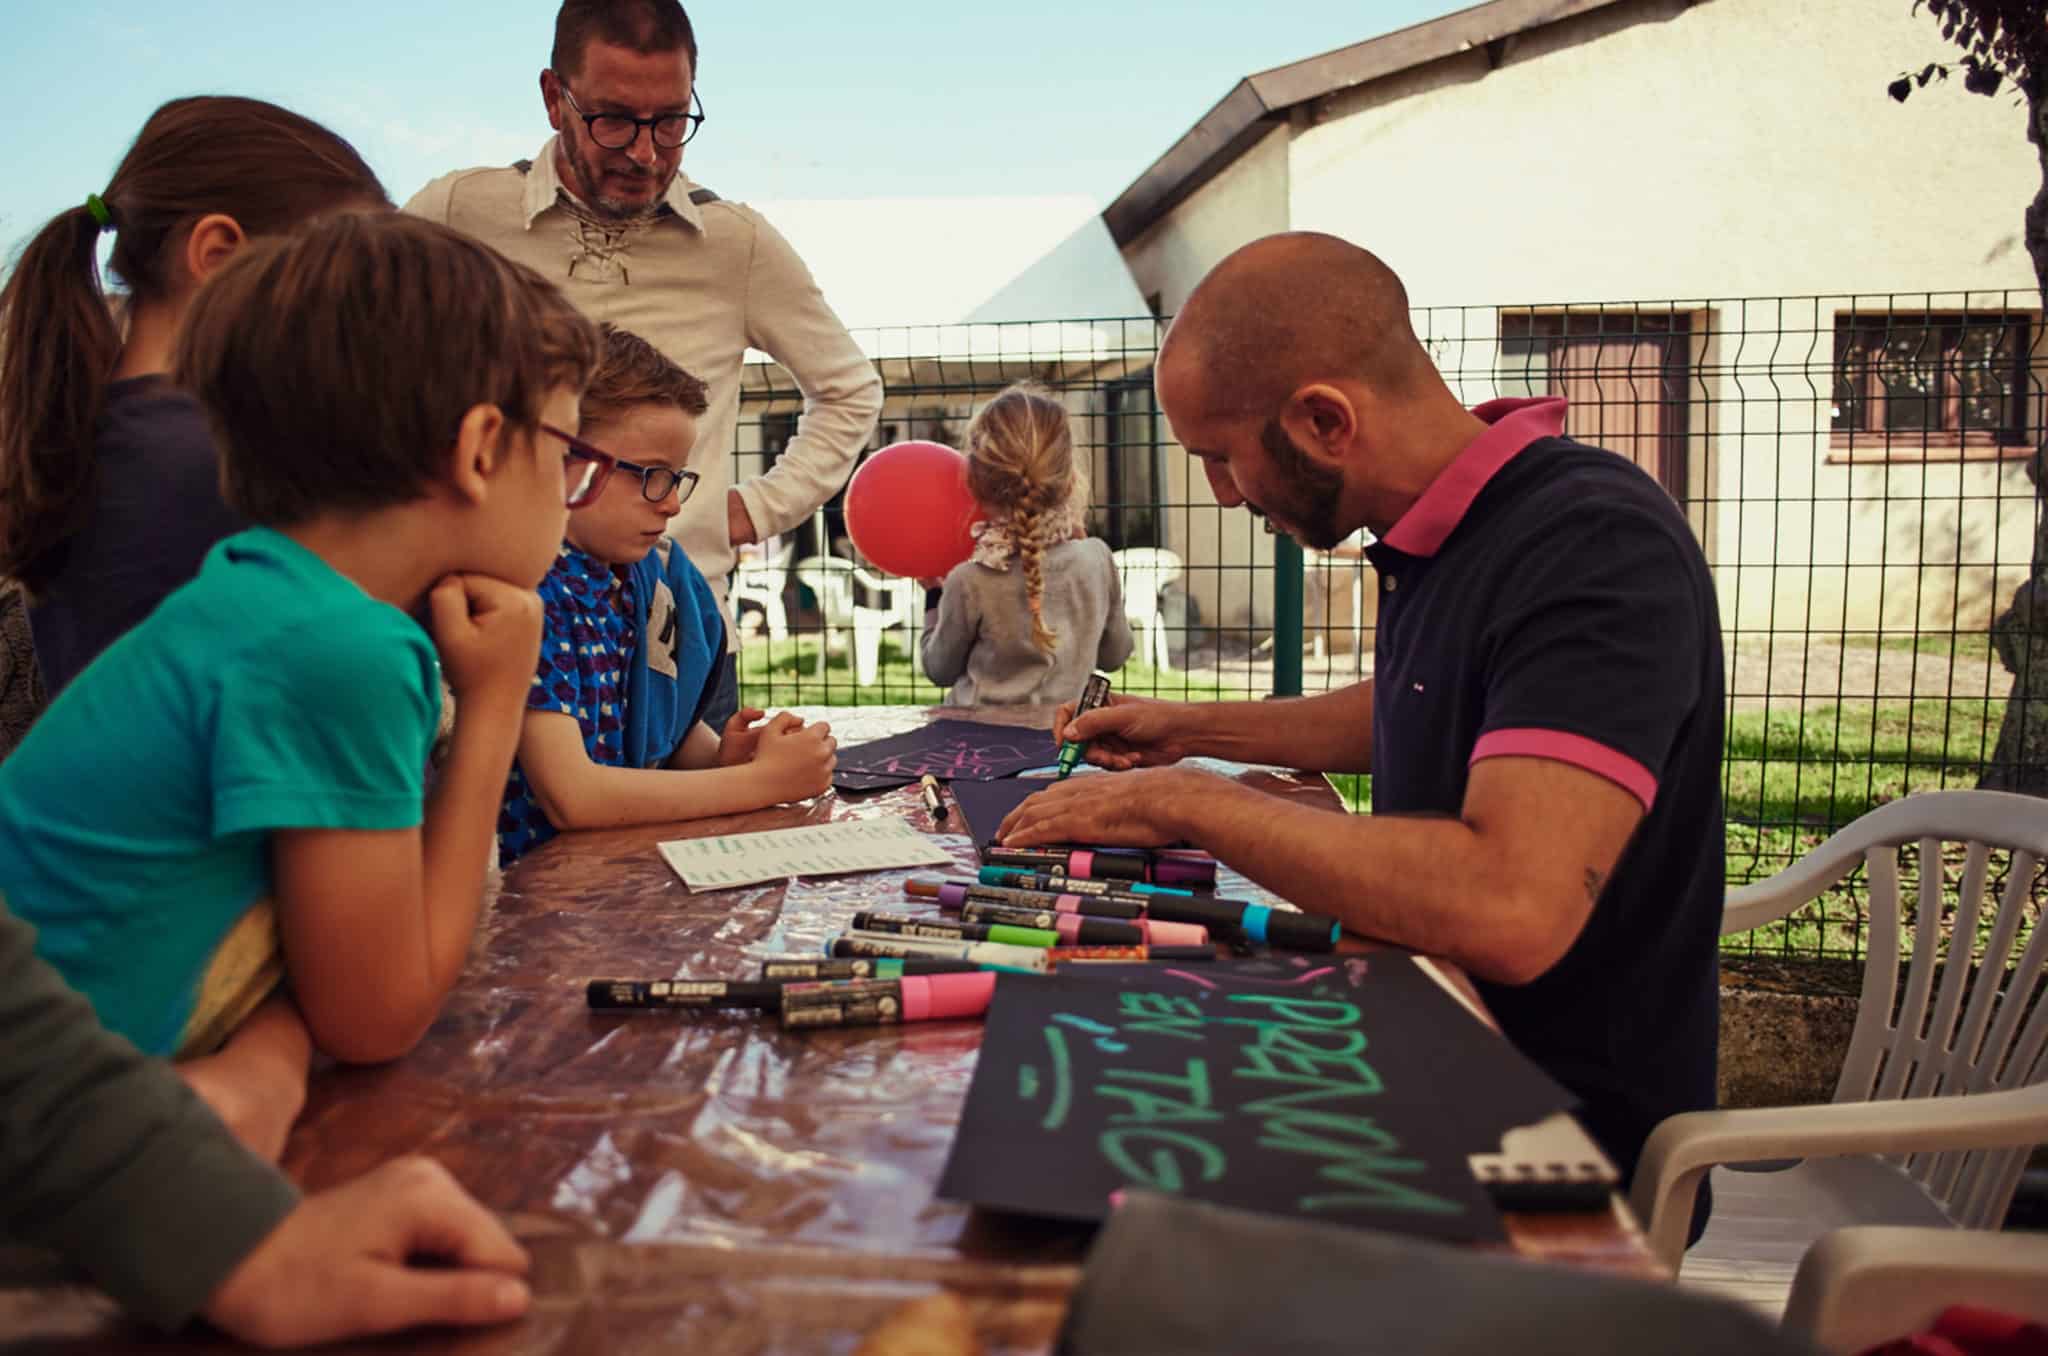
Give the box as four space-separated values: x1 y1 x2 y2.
84 194 112 231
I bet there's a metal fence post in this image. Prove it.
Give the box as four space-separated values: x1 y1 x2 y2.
1272 534 1304 697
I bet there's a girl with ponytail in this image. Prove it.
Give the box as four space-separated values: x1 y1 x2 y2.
918 383 1134 705
0 96 387 700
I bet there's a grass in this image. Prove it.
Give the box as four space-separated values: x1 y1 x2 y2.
735 635 1247 708
743 639 2035 966
1316 700 2021 963
1839 631 1998 662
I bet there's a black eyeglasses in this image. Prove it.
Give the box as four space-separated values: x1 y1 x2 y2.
555 78 705 150
614 456 699 505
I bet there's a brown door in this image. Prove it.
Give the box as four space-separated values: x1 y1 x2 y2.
1506 314 1693 503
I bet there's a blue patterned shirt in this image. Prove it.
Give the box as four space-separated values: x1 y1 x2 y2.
498 544 637 864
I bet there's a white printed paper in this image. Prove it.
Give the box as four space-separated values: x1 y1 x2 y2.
657 817 955 892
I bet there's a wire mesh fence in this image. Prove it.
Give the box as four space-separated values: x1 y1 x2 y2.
729 293 2047 961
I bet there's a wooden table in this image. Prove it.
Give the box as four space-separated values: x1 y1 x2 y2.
1 706 1658 1354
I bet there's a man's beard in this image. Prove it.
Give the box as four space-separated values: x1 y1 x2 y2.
559 136 671 221
1255 418 1349 550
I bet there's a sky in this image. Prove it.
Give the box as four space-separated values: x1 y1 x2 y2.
0 1 1475 258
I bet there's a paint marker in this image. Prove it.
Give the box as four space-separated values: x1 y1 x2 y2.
1055 672 1114 778
850 909 1059 949
983 845 1216 888
759 957 980 981
983 867 1339 952
919 773 949 824
586 979 784 1011
906 875 1147 921
980 866 1197 901
779 972 999 1029
952 900 1143 946
1051 945 1220 965
955 899 1208 948
827 930 1051 973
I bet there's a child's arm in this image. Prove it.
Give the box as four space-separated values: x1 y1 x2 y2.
270 576 539 1065
520 708 834 829
175 991 312 1164
918 575 978 687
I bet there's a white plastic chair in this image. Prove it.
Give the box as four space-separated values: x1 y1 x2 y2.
1302 537 1371 661
791 556 919 686
730 537 794 642
1782 1225 2048 1355
1111 547 1182 672
1632 790 2048 1273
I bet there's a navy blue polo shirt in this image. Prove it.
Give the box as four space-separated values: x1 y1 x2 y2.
1364 397 1724 1188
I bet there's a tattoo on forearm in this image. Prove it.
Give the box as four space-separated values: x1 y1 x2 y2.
1584 867 1606 902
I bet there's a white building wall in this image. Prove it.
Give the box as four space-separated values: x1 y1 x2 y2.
1118 0 2043 638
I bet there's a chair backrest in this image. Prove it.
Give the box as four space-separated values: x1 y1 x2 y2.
847 567 920 628
1111 548 1183 616
1726 790 2048 1227
735 537 795 587
792 556 858 627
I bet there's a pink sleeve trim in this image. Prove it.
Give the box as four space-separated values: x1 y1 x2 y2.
1470 728 1658 812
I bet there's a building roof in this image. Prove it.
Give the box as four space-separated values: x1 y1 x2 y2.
1103 0 1685 246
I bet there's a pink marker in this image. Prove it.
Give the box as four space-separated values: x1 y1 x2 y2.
779 972 1000 1029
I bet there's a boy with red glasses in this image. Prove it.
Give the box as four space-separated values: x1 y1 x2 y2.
496 325 835 865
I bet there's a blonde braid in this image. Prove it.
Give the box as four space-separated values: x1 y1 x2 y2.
965 382 1082 659
1014 507 1059 655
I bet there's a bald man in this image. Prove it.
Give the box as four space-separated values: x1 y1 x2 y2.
1000 232 1724 1219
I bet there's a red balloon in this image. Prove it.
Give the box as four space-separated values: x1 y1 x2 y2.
843 441 984 578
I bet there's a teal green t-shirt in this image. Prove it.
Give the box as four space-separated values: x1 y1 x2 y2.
0 528 441 1056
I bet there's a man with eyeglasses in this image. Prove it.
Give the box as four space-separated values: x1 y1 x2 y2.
407 0 882 730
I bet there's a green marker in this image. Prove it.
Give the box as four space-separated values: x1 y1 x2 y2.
850 910 1059 950
1056 672 1114 778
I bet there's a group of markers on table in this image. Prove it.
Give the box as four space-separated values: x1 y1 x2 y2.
588 675 1341 1030
587 839 1345 1031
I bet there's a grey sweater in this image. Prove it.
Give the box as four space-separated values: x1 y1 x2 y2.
920 538 1135 706
0 894 297 1328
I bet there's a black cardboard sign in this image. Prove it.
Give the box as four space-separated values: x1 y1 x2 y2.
938 956 1574 1242
833 720 1057 792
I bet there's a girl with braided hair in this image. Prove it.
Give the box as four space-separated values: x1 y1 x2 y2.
919 384 1134 705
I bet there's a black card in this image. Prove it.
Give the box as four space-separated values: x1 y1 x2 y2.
938 955 1575 1243
946 775 1053 847
832 719 1057 792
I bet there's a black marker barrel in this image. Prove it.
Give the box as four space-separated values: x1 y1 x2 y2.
987 846 1151 883
586 979 783 1010
850 911 1058 949
983 871 1338 952
958 900 1144 946
981 868 1203 909
918 877 1146 920
1138 895 1342 954
758 957 979 981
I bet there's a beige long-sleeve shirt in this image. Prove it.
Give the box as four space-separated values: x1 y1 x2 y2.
405 141 883 638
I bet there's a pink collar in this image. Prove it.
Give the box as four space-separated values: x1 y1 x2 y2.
1377 397 1568 557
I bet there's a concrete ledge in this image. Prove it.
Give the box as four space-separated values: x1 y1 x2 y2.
1719 955 1866 1107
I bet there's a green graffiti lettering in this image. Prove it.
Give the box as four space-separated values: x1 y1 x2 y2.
1116 991 1207 1042
1223 994 1361 1026
1100 1128 1227 1191
1097 1060 1220 1126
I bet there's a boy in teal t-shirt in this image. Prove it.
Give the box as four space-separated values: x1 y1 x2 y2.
0 214 601 1155
0 529 440 1057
